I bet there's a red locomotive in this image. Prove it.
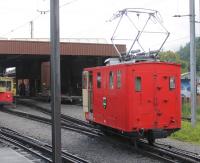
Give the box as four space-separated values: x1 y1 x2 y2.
82 8 181 144
0 77 14 106
82 61 181 143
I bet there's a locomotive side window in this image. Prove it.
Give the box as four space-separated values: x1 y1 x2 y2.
169 76 175 89
117 70 121 89
109 71 114 89
97 72 101 88
82 72 88 89
89 72 93 89
135 77 142 92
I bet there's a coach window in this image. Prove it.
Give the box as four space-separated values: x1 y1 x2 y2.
97 72 101 88
117 70 121 88
6 81 12 91
0 81 5 87
169 76 175 90
109 71 114 89
135 76 141 92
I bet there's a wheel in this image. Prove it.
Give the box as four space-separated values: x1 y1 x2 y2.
147 137 155 145
130 138 139 148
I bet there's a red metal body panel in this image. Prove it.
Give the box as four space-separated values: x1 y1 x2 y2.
0 92 13 104
92 65 127 130
84 62 181 134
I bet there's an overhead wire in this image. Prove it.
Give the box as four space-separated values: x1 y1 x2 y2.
0 0 78 38
0 0 190 49
149 35 189 51
1 15 41 38
0 0 79 66
60 0 78 9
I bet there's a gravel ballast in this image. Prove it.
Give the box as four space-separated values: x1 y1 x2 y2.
1 99 200 162
0 109 160 163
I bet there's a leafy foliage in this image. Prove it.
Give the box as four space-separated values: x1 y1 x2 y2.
170 103 200 144
159 37 200 73
171 121 200 145
178 37 200 71
181 103 200 120
159 51 188 73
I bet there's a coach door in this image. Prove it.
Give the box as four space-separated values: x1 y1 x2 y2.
92 71 105 123
155 73 178 127
133 72 155 128
82 71 93 113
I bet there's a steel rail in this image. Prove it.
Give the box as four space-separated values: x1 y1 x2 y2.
156 142 200 156
17 99 98 129
16 99 200 162
0 127 89 163
0 109 102 137
137 140 200 163
0 133 51 162
181 117 191 122
154 142 200 162
135 147 178 163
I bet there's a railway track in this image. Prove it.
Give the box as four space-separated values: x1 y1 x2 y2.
181 117 191 121
155 142 200 162
17 99 95 129
0 127 89 163
7 99 200 163
1 108 103 137
137 140 200 163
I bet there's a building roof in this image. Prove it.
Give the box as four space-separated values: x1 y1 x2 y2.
0 40 126 57
181 72 200 83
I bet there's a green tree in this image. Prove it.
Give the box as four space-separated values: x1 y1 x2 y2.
159 51 188 73
177 37 200 72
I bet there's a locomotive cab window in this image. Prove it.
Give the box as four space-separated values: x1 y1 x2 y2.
82 72 88 89
97 72 101 88
88 72 93 89
135 77 141 92
117 70 121 89
109 71 114 89
169 76 175 90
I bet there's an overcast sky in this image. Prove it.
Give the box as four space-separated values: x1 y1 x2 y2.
0 0 199 51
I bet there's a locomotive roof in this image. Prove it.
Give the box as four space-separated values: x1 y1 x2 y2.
84 61 180 71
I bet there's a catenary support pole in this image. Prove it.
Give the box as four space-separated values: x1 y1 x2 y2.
30 21 33 39
189 0 197 127
50 0 62 162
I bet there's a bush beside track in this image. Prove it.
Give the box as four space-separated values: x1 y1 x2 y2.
171 121 200 145
171 102 200 145
182 103 200 121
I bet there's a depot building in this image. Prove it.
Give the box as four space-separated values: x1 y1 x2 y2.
0 39 125 97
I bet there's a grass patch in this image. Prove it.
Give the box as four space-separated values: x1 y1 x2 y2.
170 101 200 144
182 103 191 118
170 121 200 145
181 102 200 120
